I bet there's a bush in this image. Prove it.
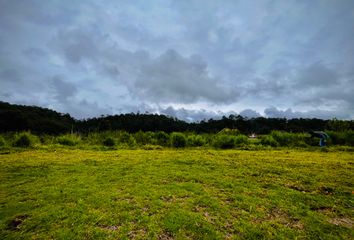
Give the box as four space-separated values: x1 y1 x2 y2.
85 132 102 145
171 132 187 148
187 135 206 147
118 131 136 146
270 131 308 147
260 135 279 147
212 135 236 149
39 135 54 145
234 135 249 146
56 134 81 146
155 131 170 146
345 131 354 146
328 130 354 146
134 131 154 145
0 136 6 147
304 135 320 146
13 132 37 148
218 128 240 135
102 137 115 147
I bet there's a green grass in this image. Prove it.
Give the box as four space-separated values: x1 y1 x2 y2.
0 149 353 239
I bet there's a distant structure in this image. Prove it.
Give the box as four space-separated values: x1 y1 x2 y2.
249 133 257 138
310 131 329 147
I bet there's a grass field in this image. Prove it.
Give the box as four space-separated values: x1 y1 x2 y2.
0 149 353 239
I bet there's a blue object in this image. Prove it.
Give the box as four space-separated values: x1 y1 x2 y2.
310 131 329 147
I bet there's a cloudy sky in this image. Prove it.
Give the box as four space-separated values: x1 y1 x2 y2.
0 0 353 121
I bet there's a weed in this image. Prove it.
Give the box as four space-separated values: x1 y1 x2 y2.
56 134 81 146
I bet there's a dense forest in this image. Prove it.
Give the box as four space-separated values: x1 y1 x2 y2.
1 101 353 135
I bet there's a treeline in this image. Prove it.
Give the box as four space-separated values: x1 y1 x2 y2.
1 101 353 134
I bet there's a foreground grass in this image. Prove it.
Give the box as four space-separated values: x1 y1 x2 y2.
0 149 353 239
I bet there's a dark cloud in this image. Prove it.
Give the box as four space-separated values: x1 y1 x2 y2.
53 29 101 64
135 49 238 103
22 47 46 60
294 62 339 88
0 69 21 83
51 76 77 102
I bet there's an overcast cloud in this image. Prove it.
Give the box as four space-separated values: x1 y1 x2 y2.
0 0 353 121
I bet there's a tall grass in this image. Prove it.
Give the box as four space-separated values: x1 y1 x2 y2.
56 134 81 146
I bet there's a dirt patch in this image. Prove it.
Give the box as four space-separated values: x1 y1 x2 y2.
98 224 120 231
127 228 147 238
158 231 175 240
96 222 121 231
285 184 311 193
254 208 304 230
310 206 334 214
7 215 29 231
328 218 353 228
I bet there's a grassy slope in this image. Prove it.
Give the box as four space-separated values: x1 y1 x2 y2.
0 149 353 239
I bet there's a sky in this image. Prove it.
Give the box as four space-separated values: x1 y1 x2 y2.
0 0 353 121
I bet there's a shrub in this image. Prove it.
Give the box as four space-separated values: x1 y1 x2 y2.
39 135 54 145
134 131 154 145
234 135 249 146
171 133 187 148
85 132 102 145
56 134 81 146
212 135 236 149
155 131 170 146
218 128 240 135
270 131 290 146
0 136 6 147
102 137 115 147
328 130 354 146
187 135 206 147
13 132 37 148
118 131 136 146
260 135 279 147
327 131 345 145
345 131 354 146
270 131 308 147
304 135 320 146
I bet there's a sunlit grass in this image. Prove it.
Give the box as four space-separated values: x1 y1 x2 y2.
0 149 353 239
